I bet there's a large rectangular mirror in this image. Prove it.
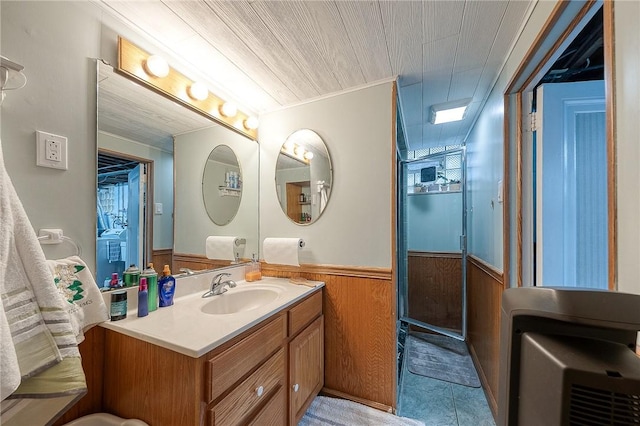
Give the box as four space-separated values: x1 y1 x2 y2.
96 60 259 288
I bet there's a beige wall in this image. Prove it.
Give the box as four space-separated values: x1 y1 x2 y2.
1 1 103 267
259 82 395 268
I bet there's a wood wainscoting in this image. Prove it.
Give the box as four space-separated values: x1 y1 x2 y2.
152 248 173 271
466 255 504 417
52 327 105 426
172 252 236 273
261 263 397 412
408 251 462 331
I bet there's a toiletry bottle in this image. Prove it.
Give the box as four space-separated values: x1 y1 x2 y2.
123 264 140 288
110 272 120 289
141 263 158 312
158 265 176 307
245 254 262 282
137 277 149 317
110 290 127 321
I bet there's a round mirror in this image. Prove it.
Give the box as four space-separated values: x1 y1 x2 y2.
275 129 332 225
202 145 242 225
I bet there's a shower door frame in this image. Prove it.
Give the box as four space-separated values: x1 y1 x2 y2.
397 147 468 342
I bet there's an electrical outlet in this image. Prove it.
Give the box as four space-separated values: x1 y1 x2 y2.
36 131 68 170
45 139 61 162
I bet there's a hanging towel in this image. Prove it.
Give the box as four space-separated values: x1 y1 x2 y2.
0 300 20 401
46 256 110 344
0 139 86 401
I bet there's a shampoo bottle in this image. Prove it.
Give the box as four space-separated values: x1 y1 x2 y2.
141 263 158 312
158 264 176 307
137 277 149 317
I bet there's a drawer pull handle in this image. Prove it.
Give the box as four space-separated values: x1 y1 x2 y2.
256 386 264 397
293 383 299 392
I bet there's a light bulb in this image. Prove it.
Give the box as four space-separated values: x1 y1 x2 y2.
143 55 169 78
188 82 208 101
295 146 305 156
219 102 237 118
244 116 259 130
304 151 314 160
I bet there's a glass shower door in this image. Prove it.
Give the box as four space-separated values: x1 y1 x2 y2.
398 148 467 341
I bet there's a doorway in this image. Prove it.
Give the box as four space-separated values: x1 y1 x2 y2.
96 150 152 287
517 4 609 289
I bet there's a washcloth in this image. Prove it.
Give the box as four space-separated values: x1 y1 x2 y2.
46 256 110 344
0 139 86 401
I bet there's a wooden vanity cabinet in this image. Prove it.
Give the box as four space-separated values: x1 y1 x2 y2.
103 289 323 426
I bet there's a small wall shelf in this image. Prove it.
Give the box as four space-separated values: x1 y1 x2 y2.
218 187 241 197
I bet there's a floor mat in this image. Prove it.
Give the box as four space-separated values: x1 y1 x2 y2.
406 332 481 388
299 395 425 426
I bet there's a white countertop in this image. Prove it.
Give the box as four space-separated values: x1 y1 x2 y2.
100 271 323 358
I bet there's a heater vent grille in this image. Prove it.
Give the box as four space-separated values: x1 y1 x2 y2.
569 384 640 425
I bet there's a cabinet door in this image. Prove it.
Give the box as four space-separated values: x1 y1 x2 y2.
289 315 324 424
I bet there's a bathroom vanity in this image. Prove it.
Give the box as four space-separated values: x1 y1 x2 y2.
100 275 324 426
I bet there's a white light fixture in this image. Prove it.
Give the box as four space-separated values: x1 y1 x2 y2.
295 145 305 156
304 151 314 160
429 98 472 125
244 116 259 130
219 101 237 118
143 55 169 78
187 81 208 101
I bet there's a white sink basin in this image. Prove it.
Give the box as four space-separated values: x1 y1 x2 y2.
200 286 280 315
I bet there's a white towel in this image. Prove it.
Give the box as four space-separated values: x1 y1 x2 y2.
46 256 110 344
0 302 20 401
0 139 85 400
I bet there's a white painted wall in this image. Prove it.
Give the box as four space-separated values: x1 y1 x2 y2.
98 132 174 250
174 126 259 260
614 0 640 295
259 82 394 268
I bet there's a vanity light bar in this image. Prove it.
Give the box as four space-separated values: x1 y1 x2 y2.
117 36 258 141
280 143 311 165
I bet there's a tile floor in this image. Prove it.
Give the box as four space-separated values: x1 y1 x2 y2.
396 331 496 426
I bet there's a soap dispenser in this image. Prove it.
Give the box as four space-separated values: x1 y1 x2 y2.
245 254 262 282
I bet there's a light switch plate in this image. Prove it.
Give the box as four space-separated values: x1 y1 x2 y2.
154 202 163 215
36 131 68 170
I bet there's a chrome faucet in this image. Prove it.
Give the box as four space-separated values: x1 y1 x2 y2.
202 272 237 298
179 267 195 275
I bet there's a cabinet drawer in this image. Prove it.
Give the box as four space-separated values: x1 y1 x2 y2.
248 386 286 426
288 290 322 337
207 314 286 403
210 348 285 426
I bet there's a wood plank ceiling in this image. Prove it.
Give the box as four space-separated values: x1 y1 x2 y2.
98 0 532 151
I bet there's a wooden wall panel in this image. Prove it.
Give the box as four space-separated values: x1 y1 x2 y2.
466 255 503 417
262 263 396 411
172 252 237 273
52 327 105 426
152 248 173 271
408 251 462 331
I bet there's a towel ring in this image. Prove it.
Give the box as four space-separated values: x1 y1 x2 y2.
37 234 81 256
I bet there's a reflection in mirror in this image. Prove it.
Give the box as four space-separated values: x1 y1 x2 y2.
174 125 258 269
275 129 332 225
97 60 259 287
202 145 242 226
